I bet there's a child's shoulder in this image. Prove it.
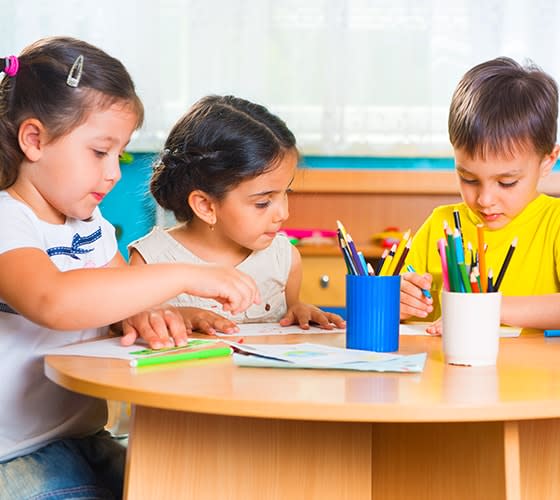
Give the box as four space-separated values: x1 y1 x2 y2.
128 226 172 249
0 191 37 225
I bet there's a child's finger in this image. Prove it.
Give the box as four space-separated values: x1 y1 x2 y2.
309 309 335 329
163 309 188 346
195 319 217 335
425 318 442 336
120 320 138 346
212 316 239 334
327 313 346 329
279 311 296 326
138 312 172 349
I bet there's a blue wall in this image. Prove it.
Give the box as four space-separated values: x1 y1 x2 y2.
100 153 156 257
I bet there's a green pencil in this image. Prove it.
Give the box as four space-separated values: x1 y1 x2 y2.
130 346 232 368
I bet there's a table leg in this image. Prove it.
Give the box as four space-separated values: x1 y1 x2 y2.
518 418 560 499
503 421 520 500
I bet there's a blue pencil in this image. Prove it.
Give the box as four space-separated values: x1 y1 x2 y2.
405 264 432 299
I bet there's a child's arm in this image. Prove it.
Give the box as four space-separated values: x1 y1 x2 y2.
279 246 346 329
124 249 240 345
501 294 560 329
400 271 434 320
0 247 258 331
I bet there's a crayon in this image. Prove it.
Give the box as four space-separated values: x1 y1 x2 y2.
130 346 232 368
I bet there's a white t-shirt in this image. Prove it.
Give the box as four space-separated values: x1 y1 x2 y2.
0 191 118 462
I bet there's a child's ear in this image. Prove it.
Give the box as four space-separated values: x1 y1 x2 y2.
540 144 560 177
18 118 47 162
188 190 217 226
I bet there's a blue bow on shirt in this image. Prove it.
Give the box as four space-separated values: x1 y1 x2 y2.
47 227 102 260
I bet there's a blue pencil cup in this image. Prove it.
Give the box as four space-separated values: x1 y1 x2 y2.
346 274 401 352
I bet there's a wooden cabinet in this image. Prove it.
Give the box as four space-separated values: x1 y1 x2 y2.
300 254 347 307
298 245 383 307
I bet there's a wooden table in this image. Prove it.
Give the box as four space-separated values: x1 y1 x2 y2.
45 333 560 500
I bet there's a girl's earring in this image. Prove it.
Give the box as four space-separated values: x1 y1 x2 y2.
209 224 215 232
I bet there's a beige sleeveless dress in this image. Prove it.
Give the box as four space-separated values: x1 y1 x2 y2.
128 227 292 322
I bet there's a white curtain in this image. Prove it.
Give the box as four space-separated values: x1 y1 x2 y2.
2 0 560 156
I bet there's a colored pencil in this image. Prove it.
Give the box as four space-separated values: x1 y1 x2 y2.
446 227 462 292
494 237 518 291
406 264 432 299
443 220 449 243
375 248 389 276
437 237 450 292
477 224 487 292
336 221 364 275
387 229 410 275
470 270 480 293
337 230 356 275
366 262 375 276
466 241 474 274
378 243 397 276
392 238 412 276
453 228 465 264
487 268 494 293
453 208 464 246
358 251 368 276
346 233 366 275
458 262 472 293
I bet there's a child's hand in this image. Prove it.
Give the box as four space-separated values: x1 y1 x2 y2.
180 307 239 335
121 305 188 349
280 302 346 330
425 317 442 336
400 271 434 320
186 264 260 315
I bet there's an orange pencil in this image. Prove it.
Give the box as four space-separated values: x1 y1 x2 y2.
477 224 487 292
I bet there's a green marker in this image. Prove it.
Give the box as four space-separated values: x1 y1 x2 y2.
130 346 232 368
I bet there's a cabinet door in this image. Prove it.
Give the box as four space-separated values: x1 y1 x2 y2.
300 256 347 307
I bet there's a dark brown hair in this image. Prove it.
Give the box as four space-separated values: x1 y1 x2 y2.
0 36 144 189
448 57 558 159
151 95 297 222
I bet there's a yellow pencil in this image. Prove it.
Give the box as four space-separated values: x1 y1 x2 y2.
386 229 410 276
378 243 397 276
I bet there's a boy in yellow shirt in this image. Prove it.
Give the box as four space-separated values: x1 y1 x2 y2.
402 57 560 334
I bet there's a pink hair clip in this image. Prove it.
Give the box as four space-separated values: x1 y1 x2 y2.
4 55 19 77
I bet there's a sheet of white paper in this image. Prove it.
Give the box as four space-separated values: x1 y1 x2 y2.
232 342 427 372
399 322 521 338
45 337 219 360
215 323 345 337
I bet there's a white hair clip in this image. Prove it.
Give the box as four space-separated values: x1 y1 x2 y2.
66 55 84 88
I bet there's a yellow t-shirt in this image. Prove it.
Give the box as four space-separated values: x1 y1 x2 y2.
405 194 560 321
